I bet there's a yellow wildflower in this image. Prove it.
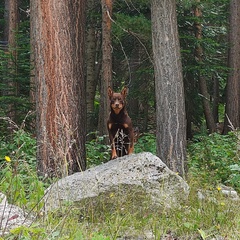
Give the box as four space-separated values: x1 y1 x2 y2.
4 156 11 162
217 186 221 191
109 193 115 198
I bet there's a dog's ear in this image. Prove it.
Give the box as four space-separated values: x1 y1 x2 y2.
121 87 128 97
108 86 113 99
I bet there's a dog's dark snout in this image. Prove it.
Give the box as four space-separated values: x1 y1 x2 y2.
115 103 119 107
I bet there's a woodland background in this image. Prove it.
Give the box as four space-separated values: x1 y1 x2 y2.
0 0 240 239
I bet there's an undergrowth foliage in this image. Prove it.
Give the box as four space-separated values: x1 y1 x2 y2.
86 134 111 167
0 126 239 239
0 127 44 211
86 132 156 167
188 132 240 191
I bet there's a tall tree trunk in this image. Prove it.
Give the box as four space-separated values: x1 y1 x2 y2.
7 0 18 59
223 0 240 133
194 1 216 133
151 0 187 176
98 0 113 137
212 76 220 124
4 0 19 124
4 0 10 42
86 27 97 134
86 0 100 134
128 41 142 126
31 0 86 177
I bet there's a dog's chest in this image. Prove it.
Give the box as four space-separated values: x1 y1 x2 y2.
111 122 127 131
110 112 129 128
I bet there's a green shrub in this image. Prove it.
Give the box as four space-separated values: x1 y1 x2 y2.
188 132 239 190
0 129 44 210
86 134 111 167
134 133 156 154
86 133 156 167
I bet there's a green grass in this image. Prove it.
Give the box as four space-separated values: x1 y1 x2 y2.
0 129 239 239
5 184 239 239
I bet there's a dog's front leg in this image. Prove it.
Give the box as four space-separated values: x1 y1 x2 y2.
123 123 134 155
128 128 134 155
108 123 118 159
110 139 118 159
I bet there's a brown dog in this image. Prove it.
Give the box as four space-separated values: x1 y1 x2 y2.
107 86 134 159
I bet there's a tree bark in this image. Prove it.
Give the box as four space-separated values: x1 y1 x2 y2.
98 0 113 137
86 0 99 134
31 0 86 177
212 76 220 124
223 0 240 133
151 0 187 176
4 0 10 42
4 0 19 124
7 0 18 53
193 1 216 133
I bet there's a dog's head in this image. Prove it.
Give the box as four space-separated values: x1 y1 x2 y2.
108 86 128 114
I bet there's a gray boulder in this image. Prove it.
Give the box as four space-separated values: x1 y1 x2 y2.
0 192 33 235
44 152 189 211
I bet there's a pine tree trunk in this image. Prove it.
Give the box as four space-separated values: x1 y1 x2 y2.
212 76 220 123
194 2 216 133
86 0 99 134
224 0 240 133
98 0 112 137
4 0 10 42
86 27 97 133
31 0 86 177
151 0 187 176
4 0 19 125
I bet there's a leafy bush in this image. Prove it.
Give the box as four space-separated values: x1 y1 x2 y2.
86 134 111 167
228 163 240 190
0 129 44 210
188 132 240 190
134 133 156 154
86 133 156 167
